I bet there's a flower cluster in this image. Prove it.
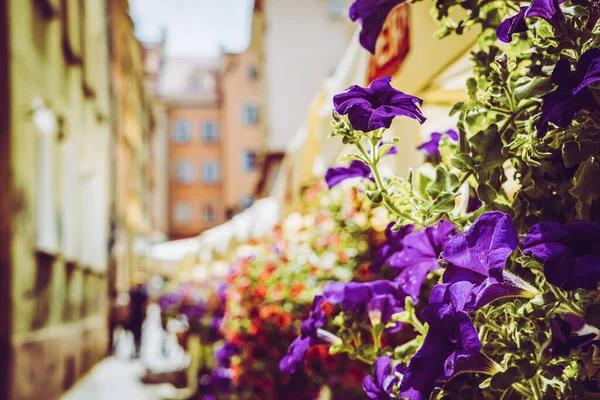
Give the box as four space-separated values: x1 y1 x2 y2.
204 183 388 399
311 0 600 392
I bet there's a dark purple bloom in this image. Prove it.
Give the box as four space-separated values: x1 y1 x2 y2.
432 212 533 311
325 142 397 188
363 356 404 399
466 188 482 213
542 316 597 359
371 223 414 273
182 302 207 322
496 0 564 43
215 342 240 368
537 49 600 137
300 295 327 338
323 280 406 330
333 76 426 133
523 220 600 290
399 298 483 400
417 129 459 158
325 160 372 188
388 220 456 299
158 292 183 312
350 0 404 54
279 336 313 374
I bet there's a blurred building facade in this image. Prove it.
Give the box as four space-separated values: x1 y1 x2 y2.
108 0 158 295
160 2 265 240
0 0 112 398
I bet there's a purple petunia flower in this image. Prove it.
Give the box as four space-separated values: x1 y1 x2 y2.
417 129 459 158
537 49 600 137
467 188 482 213
371 222 415 273
300 295 327 338
215 342 240 368
388 220 456 299
496 0 564 43
333 76 426 133
542 315 598 359
399 293 485 400
279 336 313 374
325 160 372 189
432 212 535 311
350 0 405 54
522 220 600 290
323 280 406 330
325 142 397 188
363 356 404 399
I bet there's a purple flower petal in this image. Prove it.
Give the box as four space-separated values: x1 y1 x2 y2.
280 336 312 374
523 220 600 290
325 160 372 188
537 49 600 137
350 0 405 54
389 220 456 299
400 303 482 400
333 76 426 132
300 295 326 338
496 0 563 43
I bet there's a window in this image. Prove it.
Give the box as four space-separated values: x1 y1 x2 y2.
175 161 193 183
248 66 258 81
240 196 253 210
202 204 216 224
242 104 258 125
202 121 219 142
242 150 257 172
173 120 191 143
202 161 220 183
328 0 347 19
173 202 193 224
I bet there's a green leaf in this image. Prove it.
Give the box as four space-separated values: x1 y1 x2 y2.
490 367 525 391
514 358 538 379
378 142 396 159
513 76 551 107
451 154 474 171
467 77 479 102
366 190 384 204
570 156 600 219
339 153 367 163
562 140 600 168
477 183 497 204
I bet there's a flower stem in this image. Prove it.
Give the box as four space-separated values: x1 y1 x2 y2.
356 140 421 225
530 376 543 400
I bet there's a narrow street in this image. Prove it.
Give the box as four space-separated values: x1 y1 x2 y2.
61 358 169 400
62 305 189 400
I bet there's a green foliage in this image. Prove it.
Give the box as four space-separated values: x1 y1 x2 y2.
324 0 600 398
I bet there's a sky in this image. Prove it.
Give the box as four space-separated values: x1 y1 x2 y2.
130 0 254 57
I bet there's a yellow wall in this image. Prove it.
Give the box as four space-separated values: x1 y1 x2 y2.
5 0 111 398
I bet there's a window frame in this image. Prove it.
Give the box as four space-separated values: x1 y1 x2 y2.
202 120 219 143
241 104 258 126
202 161 221 184
173 120 192 143
175 160 194 183
173 201 193 224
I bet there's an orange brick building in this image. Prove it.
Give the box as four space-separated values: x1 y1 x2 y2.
161 2 264 240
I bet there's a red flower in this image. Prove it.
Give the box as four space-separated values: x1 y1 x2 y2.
321 301 335 317
290 283 305 298
273 312 292 328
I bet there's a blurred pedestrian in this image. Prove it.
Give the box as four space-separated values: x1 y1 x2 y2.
128 282 149 358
